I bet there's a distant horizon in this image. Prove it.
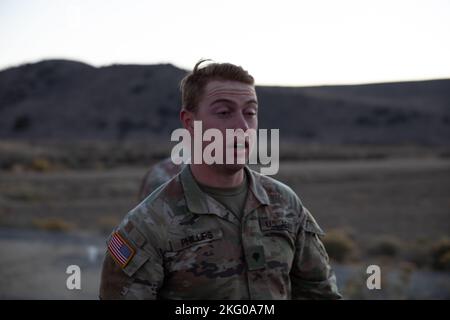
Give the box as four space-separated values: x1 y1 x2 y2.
2 57 449 88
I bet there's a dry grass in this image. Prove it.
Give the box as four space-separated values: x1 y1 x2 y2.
0 141 448 273
1 186 47 203
0 139 173 171
431 238 450 271
1 140 448 172
32 218 75 232
96 216 121 234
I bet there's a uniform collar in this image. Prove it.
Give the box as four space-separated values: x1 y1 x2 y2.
246 166 271 206
180 165 270 215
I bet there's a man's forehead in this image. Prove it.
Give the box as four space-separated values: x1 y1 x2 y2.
203 80 257 101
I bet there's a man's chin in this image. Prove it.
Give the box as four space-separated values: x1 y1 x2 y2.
215 163 246 174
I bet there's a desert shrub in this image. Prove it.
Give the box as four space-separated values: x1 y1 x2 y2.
436 252 450 271
322 229 357 263
0 142 36 170
368 236 402 258
405 240 431 268
30 157 52 172
431 238 450 271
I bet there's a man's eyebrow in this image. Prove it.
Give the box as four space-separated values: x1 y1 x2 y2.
210 98 237 106
209 98 258 107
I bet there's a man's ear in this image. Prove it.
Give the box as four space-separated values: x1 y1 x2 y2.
180 108 194 133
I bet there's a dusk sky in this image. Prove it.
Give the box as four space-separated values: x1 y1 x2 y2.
1 0 449 86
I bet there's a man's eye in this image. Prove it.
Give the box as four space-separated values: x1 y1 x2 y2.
217 111 230 116
246 111 257 116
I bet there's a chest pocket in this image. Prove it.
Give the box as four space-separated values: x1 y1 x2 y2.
168 228 223 252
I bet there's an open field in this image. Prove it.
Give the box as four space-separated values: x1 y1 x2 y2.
0 143 449 299
0 227 449 299
1 155 448 242
277 157 450 243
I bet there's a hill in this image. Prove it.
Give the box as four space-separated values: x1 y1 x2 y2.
0 59 449 144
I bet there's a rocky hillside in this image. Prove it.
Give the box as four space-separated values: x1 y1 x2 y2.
0 59 449 145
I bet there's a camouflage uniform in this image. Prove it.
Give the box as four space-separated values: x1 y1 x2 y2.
100 164 342 299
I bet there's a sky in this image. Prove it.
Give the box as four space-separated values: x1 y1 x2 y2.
0 0 449 86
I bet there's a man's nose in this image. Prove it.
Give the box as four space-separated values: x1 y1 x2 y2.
233 113 249 131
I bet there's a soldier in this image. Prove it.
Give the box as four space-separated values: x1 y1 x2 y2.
99 60 342 299
137 157 182 201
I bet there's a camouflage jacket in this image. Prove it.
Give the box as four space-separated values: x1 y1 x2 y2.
99 165 342 300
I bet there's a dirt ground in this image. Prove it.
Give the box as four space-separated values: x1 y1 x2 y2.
0 156 448 241
276 157 450 243
0 228 104 299
0 227 448 299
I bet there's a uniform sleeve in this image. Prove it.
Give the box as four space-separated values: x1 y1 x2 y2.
99 214 165 300
290 206 342 300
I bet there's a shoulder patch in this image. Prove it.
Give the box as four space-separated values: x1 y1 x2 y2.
303 207 325 236
107 232 136 268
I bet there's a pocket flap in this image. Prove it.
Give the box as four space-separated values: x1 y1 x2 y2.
122 250 150 277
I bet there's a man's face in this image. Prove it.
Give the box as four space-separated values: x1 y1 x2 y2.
186 80 258 172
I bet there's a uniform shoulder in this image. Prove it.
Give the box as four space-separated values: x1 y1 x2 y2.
250 168 303 205
249 168 325 234
135 171 185 222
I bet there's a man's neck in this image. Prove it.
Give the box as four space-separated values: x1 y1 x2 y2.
189 164 245 188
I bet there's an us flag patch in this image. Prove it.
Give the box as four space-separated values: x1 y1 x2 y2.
108 232 135 268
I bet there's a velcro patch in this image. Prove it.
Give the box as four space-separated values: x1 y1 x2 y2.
169 228 223 251
260 218 294 233
108 232 136 268
246 245 266 271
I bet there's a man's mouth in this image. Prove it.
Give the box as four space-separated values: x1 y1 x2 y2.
233 140 249 150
